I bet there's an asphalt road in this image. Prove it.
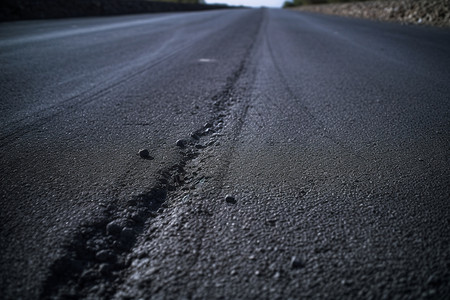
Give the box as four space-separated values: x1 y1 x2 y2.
1 8 449 299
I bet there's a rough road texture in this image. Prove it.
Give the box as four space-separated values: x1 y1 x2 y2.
293 0 450 28
1 8 450 300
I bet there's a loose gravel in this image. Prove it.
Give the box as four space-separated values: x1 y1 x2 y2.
225 194 237 204
138 149 150 159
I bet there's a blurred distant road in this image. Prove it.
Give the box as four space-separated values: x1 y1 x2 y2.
1 8 449 299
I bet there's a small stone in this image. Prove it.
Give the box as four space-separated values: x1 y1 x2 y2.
195 144 205 149
127 198 138 206
426 274 441 286
121 227 135 243
268 263 277 271
290 256 305 269
204 122 213 129
138 149 150 159
266 218 277 226
176 139 186 148
225 194 236 204
131 213 145 224
106 221 122 235
80 269 97 281
273 272 280 280
191 132 200 140
96 250 115 262
99 263 112 275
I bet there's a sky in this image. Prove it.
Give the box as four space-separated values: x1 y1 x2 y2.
205 0 285 8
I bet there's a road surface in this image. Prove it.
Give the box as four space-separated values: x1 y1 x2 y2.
1 8 449 299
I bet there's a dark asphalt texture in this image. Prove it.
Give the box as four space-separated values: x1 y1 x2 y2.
1 8 449 299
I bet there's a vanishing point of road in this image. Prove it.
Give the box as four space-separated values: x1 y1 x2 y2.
1 8 449 299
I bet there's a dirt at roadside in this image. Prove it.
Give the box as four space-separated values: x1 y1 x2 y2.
292 0 450 28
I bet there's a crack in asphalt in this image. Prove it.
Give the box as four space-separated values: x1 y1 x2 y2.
39 10 264 299
39 121 214 299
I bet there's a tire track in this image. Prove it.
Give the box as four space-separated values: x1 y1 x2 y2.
264 19 369 166
0 40 195 150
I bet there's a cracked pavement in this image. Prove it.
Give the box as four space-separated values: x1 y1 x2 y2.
1 8 449 299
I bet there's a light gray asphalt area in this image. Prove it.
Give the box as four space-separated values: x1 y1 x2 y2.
1 8 449 299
